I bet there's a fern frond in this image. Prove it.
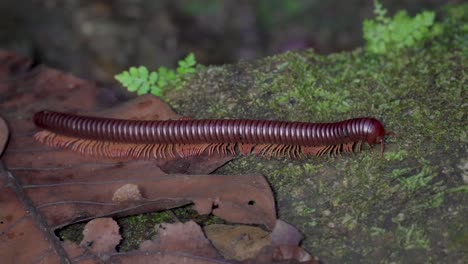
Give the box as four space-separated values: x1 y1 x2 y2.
115 53 198 98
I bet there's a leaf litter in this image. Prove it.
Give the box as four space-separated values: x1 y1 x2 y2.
0 50 316 263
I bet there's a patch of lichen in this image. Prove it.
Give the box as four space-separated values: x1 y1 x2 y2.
169 4 467 263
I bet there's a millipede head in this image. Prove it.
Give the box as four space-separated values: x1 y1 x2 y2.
364 118 386 144
362 118 387 156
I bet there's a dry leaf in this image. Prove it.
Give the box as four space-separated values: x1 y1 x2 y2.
204 224 271 261
0 165 70 263
0 50 281 263
80 218 121 254
205 220 318 263
7 161 275 229
273 245 318 263
57 221 233 263
140 221 221 258
1 50 276 229
271 219 303 246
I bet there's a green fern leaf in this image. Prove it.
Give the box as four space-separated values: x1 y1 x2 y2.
363 0 439 55
138 82 150 95
129 67 138 77
149 72 158 83
138 66 149 79
115 53 198 98
185 53 196 66
127 81 139 92
151 85 163 96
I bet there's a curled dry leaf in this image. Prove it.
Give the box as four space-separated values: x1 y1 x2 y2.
80 218 121 254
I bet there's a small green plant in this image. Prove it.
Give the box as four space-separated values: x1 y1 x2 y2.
363 0 442 54
115 53 197 97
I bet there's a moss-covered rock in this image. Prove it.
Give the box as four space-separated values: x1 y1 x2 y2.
166 4 467 263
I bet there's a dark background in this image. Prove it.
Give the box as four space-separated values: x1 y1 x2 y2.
0 0 461 82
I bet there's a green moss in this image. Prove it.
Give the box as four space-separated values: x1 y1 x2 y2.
55 222 85 243
448 222 468 253
253 53 352 120
171 205 226 226
54 205 225 252
116 212 174 251
116 206 225 251
395 223 430 250
394 159 437 191
167 5 467 262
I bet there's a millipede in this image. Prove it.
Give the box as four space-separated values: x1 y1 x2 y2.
33 110 389 160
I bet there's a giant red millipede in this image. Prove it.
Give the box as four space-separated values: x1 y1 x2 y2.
33 110 389 159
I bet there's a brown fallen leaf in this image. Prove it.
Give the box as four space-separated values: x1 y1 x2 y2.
66 220 317 264
1 49 275 229
270 219 303 246
205 220 317 263
272 245 318 263
2 155 275 229
80 218 121 254
61 220 232 263
0 164 70 264
1 51 233 175
204 224 271 261
140 221 221 258
268 220 318 263
0 50 280 263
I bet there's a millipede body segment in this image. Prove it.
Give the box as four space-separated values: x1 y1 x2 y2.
33 110 387 159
